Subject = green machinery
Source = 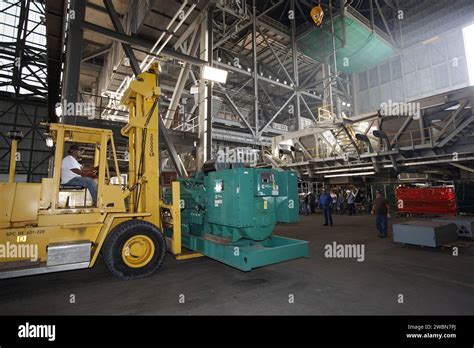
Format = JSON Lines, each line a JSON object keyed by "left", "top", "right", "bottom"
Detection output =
{"left": 164, "top": 167, "right": 309, "bottom": 271}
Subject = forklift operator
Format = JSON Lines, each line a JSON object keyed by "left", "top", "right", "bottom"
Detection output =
{"left": 61, "top": 144, "right": 98, "bottom": 204}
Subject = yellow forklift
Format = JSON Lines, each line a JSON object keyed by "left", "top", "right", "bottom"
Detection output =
{"left": 0, "top": 64, "right": 197, "bottom": 280}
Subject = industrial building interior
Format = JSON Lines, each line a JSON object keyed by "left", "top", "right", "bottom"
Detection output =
{"left": 0, "top": 0, "right": 474, "bottom": 319}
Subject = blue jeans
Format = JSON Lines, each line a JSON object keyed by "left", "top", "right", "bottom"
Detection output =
{"left": 67, "top": 177, "right": 98, "bottom": 204}
{"left": 323, "top": 206, "right": 333, "bottom": 225}
{"left": 303, "top": 203, "right": 309, "bottom": 216}
{"left": 348, "top": 203, "right": 355, "bottom": 215}
{"left": 376, "top": 214, "right": 388, "bottom": 237}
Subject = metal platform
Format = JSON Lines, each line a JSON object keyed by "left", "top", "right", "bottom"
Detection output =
{"left": 271, "top": 87, "right": 474, "bottom": 180}
{"left": 432, "top": 216, "right": 474, "bottom": 238}
{"left": 393, "top": 220, "right": 458, "bottom": 247}
{"left": 0, "top": 262, "right": 89, "bottom": 280}
{"left": 181, "top": 233, "right": 309, "bottom": 272}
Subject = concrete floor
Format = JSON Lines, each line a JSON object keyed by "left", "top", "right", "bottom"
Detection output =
{"left": 1, "top": 214, "right": 473, "bottom": 315}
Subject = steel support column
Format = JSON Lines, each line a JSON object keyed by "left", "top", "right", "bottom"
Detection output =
{"left": 206, "top": 5, "right": 213, "bottom": 160}
{"left": 103, "top": 0, "right": 141, "bottom": 76}
{"left": 63, "top": 0, "right": 86, "bottom": 107}
{"left": 164, "top": 30, "right": 200, "bottom": 128}
{"left": 197, "top": 11, "right": 210, "bottom": 169}
{"left": 252, "top": 0, "right": 259, "bottom": 140}
{"left": 290, "top": 0, "right": 301, "bottom": 130}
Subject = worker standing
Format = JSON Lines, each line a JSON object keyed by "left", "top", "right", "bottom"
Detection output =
{"left": 310, "top": 190, "right": 316, "bottom": 214}
{"left": 303, "top": 194, "right": 309, "bottom": 216}
{"left": 338, "top": 190, "right": 345, "bottom": 214}
{"left": 319, "top": 188, "right": 333, "bottom": 226}
{"left": 330, "top": 190, "right": 338, "bottom": 212}
{"left": 371, "top": 190, "right": 390, "bottom": 238}
{"left": 347, "top": 189, "right": 357, "bottom": 215}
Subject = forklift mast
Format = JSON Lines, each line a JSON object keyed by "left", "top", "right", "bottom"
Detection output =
{"left": 121, "top": 65, "right": 162, "bottom": 228}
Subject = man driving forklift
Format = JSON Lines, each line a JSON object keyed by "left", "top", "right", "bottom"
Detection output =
{"left": 61, "top": 144, "right": 98, "bottom": 204}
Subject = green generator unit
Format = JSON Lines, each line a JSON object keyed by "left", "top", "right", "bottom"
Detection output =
{"left": 164, "top": 168, "right": 308, "bottom": 271}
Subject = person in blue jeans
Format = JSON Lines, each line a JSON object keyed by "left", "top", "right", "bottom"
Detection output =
{"left": 371, "top": 190, "right": 390, "bottom": 238}
{"left": 347, "top": 189, "right": 357, "bottom": 215}
{"left": 61, "top": 144, "right": 98, "bottom": 205}
{"left": 303, "top": 194, "right": 309, "bottom": 216}
{"left": 319, "top": 188, "right": 333, "bottom": 226}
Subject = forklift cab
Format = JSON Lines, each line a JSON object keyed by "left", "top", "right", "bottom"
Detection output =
{"left": 0, "top": 123, "right": 128, "bottom": 260}
{"left": 44, "top": 123, "right": 126, "bottom": 213}
{"left": 58, "top": 145, "right": 94, "bottom": 209}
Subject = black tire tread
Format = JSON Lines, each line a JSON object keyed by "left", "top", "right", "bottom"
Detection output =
{"left": 102, "top": 219, "right": 166, "bottom": 280}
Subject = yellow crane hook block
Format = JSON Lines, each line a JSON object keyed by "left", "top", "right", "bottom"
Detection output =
{"left": 310, "top": 5, "right": 324, "bottom": 27}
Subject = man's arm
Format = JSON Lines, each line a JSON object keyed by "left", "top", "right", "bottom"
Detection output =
{"left": 71, "top": 168, "right": 97, "bottom": 178}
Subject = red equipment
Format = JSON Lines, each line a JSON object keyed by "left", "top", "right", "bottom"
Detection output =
{"left": 396, "top": 186, "right": 458, "bottom": 215}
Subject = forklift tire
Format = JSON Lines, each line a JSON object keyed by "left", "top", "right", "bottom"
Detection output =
{"left": 103, "top": 219, "right": 166, "bottom": 280}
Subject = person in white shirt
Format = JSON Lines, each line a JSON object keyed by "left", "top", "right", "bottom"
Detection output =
{"left": 61, "top": 144, "right": 98, "bottom": 204}
{"left": 347, "top": 187, "right": 359, "bottom": 216}
{"left": 330, "top": 191, "right": 338, "bottom": 209}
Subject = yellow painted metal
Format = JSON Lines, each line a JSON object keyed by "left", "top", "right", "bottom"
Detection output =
{"left": 121, "top": 64, "right": 161, "bottom": 227}
{"left": 162, "top": 181, "right": 202, "bottom": 260}
{"left": 0, "top": 122, "right": 133, "bottom": 267}
{"left": 0, "top": 184, "right": 15, "bottom": 228}
{"left": 163, "top": 181, "right": 182, "bottom": 255}
{"left": 121, "top": 234, "right": 155, "bottom": 268}
{"left": 310, "top": 5, "right": 324, "bottom": 27}
{"left": 175, "top": 252, "right": 204, "bottom": 260}
{"left": 8, "top": 139, "right": 18, "bottom": 183}
{"left": 318, "top": 107, "right": 333, "bottom": 122}
{"left": 10, "top": 184, "right": 41, "bottom": 223}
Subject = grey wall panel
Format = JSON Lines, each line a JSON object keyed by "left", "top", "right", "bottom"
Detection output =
{"left": 433, "top": 63, "right": 450, "bottom": 90}
{"left": 391, "top": 56, "right": 403, "bottom": 80}
{"left": 353, "top": 24, "right": 471, "bottom": 114}
{"left": 368, "top": 87, "right": 380, "bottom": 110}
{"left": 403, "top": 49, "right": 417, "bottom": 74}
{"left": 416, "top": 45, "right": 431, "bottom": 70}
{"left": 418, "top": 67, "right": 434, "bottom": 96}
{"left": 358, "top": 71, "right": 368, "bottom": 91}
{"left": 379, "top": 62, "right": 391, "bottom": 85}
{"left": 449, "top": 56, "right": 469, "bottom": 86}
{"left": 391, "top": 79, "right": 405, "bottom": 102}
{"left": 359, "top": 89, "right": 370, "bottom": 113}
{"left": 380, "top": 83, "right": 392, "bottom": 104}
{"left": 405, "top": 71, "right": 419, "bottom": 99}
{"left": 430, "top": 37, "right": 448, "bottom": 65}
{"left": 368, "top": 68, "right": 379, "bottom": 88}
{"left": 446, "top": 29, "right": 466, "bottom": 60}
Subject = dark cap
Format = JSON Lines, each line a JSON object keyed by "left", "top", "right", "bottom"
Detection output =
{"left": 68, "top": 144, "right": 83, "bottom": 153}
{"left": 376, "top": 190, "right": 383, "bottom": 194}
